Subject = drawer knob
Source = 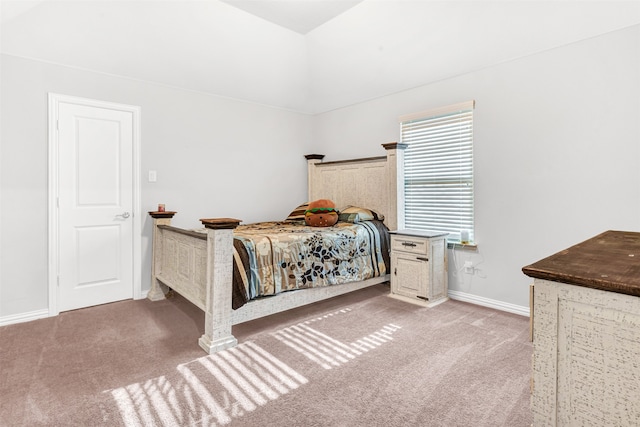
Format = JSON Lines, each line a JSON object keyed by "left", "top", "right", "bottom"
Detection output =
{"left": 402, "top": 242, "right": 417, "bottom": 247}
{"left": 417, "top": 257, "right": 429, "bottom": 262}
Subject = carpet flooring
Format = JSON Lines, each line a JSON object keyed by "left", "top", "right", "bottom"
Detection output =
{"left": 0, "top": 284, "right": 532, "bottom": 426}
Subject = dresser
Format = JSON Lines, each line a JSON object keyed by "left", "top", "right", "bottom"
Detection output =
{"left": 389, "top": 229, "right": 448, "bottom": 307}
{"left": 523, "top": 231, "right": 640, "bottom": 426}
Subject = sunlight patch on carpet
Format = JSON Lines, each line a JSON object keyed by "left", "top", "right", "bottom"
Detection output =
{"left": 108, "top": 341, "right": 308, "bottom": 426}
{"left": 107, "top": 307, "right": 403, "bottom": 425}
{"left": 271, "top": 307, "right": 402, "bottom": 369}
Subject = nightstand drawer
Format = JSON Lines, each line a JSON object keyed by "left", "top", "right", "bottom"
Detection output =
{"left": 391, "top": 236, "right": 429, "bottom": 256}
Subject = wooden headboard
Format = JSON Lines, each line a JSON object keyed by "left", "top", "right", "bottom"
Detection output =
{"left": 306, "top": 143, "right": 407, "bottom": 231}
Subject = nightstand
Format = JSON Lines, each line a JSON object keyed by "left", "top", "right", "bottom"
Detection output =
{"left": 389, "top": 229, "right": 448, "bottom": 307}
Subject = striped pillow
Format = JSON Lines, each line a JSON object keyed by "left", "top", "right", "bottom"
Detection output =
{"left": 285, "top": 202, "right": 309, "bottom": 221}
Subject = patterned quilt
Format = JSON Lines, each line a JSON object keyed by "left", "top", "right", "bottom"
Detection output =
{"left": 231, "top": 220, "right": 390, "bottom": 309}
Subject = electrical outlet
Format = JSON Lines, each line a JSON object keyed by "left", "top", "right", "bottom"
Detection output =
{"left": 464, "top": 261, "right": 474, "bottom": 274}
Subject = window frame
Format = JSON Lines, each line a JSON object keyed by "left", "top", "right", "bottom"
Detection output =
{"left": 399, "top": 100, "right": 475, "bottom": 245}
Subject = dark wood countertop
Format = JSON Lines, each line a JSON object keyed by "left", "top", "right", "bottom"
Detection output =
{"left": 522, "top": 230, "right": 640, "bottom": 297}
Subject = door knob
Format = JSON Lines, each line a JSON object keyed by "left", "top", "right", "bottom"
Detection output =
{"left": 117, "top": 212, "right": 131, "bottom": 219}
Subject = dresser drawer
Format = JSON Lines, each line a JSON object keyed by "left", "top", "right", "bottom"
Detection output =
{"left": 391, "top": 235, "right": 429, "bottom": 256}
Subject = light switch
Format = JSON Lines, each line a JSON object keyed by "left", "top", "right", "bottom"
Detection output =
{"left": 148, "top": 170, "right": 157, "bottom": 182}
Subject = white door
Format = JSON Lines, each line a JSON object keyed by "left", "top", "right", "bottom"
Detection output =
{"left": 54, "top": 97, "right": 138, "bottom": 312}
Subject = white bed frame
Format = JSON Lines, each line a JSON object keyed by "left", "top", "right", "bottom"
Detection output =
{"left": 148, "top": 143, "right": 406, "bottom": 354}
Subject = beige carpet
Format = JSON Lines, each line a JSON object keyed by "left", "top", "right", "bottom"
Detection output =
{"left": 0, "top": 284, "right": 532, "bottom": 426}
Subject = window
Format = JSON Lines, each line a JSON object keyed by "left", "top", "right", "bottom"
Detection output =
{"left": 400, "top": 100, "right": 475, "bottom": 244}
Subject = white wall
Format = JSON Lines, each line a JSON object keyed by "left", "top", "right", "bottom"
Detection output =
{"left": 311, "top": 25, "right": 640, "bottom": 311}
{"left": 307, "top": 1, "right": 640, "bottom": 113}
{"left": 0, "top": 54, "right": 312, "bottom": 320}
{"left": 1, "top": 1, "right": 310, "bottom": 112}
{"left": 2, "top": 24, "right": 639, "bottom": 322}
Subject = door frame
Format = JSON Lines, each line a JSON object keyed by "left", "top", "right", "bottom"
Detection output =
{"left": 48, "top": 93, "right": 142, "bottom": 316}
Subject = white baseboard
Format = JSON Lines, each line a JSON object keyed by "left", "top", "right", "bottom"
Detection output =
{"left": 0, "top": 309, "right": 50, "bottom": 327}
{"left": 448, "top": 290, "right": 530, "bottom": 317}
{"left": 1, "top": 291, "right": 150, "bottom": 328}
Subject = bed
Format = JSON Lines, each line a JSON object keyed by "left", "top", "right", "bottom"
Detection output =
{"left": 147, "top": 143, "right": 407, "bottom": 354}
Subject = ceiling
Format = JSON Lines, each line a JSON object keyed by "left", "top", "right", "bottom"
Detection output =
{"left": 2, "top": 1, "right": 640, "bottom": 114}
{"left": 220, "top": 0, "right": 364, "bottom": 34}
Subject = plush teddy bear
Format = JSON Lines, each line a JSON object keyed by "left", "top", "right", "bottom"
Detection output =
{"left": 305, "top": 199, "right": 339, "bottom": 227}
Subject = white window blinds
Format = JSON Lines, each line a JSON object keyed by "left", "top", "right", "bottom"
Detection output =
{"left": 400, "top": 101, "right": 475, "bottom": 243}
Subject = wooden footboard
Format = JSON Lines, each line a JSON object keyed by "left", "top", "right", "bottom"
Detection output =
{"left": 149, "top": 212, "right": 390, "bottom": 353}
{"left": 149, "top": 212, "right": 240, "bottom": 353}
{"left": 149, "top": 143, "right": 405, "bottom": 354}
{"left": 151, "top": 224, "right": 207, "bottom": 310}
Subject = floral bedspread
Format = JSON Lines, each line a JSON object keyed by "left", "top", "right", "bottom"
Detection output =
{"left": 233, "top": 220, "right": 389, "bottom": 303}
